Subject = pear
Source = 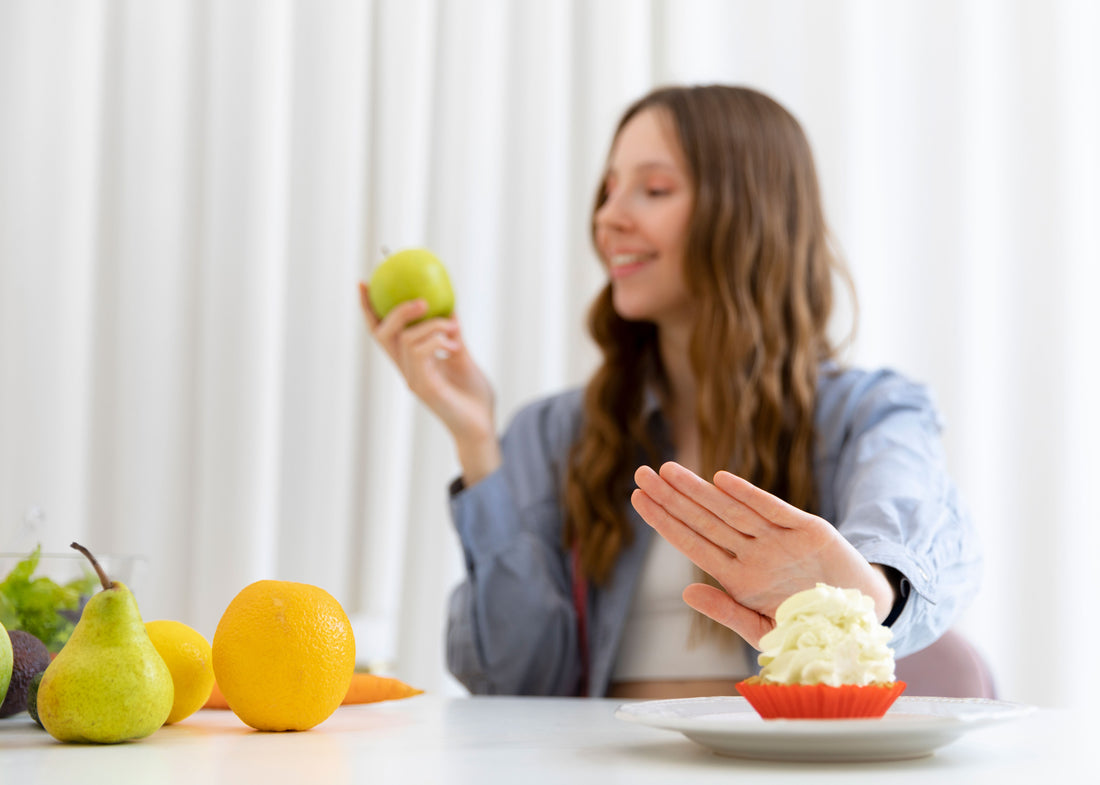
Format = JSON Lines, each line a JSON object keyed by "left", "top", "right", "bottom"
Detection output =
{"left": 37, "top": 543, "right": 173, "bottom": 743}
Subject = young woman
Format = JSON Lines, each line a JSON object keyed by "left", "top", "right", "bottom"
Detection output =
{"left": 360, "top": 84, "right": 981, "bottom": 698}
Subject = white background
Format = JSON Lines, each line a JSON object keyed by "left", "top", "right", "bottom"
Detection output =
{"left": 1, "top": 0, "right": 1097, "bottom": 710}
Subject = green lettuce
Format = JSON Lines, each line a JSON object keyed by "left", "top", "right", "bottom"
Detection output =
{"left": 0, "top": 546, "right": 99, "bottom": 652}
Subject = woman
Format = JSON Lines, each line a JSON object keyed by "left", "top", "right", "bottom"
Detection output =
{"left": 360, "top": 84, "right": 981, "bottom": 698}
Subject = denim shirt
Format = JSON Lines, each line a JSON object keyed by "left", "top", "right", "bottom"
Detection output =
{"left": 445, "top": 365, "right": 982, "bottom": 696}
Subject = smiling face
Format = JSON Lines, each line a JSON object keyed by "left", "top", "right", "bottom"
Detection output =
{"left": 593, "top": 108, "right": 695, "bottom": 330}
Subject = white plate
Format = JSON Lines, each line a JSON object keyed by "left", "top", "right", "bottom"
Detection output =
{"left": 614, "top": 695, "right": 1036, "bottom": 762}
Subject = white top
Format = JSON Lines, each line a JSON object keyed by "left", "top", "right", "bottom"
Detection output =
{"left": 611, "top": 534, "right": 755, "bottom": 681}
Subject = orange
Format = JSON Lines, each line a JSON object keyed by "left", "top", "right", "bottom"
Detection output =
{"left": 145, "top": 619, "right": 215, "bottom": 724}
{"left": 212, "top": 580, "right": 355, "bottom": 731}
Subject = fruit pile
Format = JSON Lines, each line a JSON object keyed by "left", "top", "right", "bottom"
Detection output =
{"left": 0, "top": 542, "right": 422, "bottom": 744}
{"left": 2, "top": 249, "right": 446, "bottom": 743}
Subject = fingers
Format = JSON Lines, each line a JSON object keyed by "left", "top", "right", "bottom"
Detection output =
{"left": 713, "top": 470, "right": 802, "bottom": 528}
{"left": 682, "top": 583, "right": 774, "bottom": 649}
{"left": 374, "top": 299, "right": 430, "bottom": 342}
{"left": 635, "top": 462, "right": 770, "bottom": 540}
{"left": 631, "top": 470, "right": 744, "bottom": 560}
{"left": 391, "top": 317, "right": 460, "bottom": 384}
{"left": 361, "top": 284, "right": 460, "bottom": 368}
{"left": 630, "top": 487, "right": 735, "bottom": 576}
{"left": 404, "top": 324, "right": 461, "bottom": 367}
{"left": 358, "top": 282, "right": 379, "bottom": 329}
{"left": 631, "top": 486, "right": 761, "bottom": 591}
{"left": 358, "top": 283, "right": 429, "bottom": 338}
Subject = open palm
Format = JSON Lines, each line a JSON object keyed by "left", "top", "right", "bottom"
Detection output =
{"left": 631, "top": 461, "right": 893, "bottom": 648}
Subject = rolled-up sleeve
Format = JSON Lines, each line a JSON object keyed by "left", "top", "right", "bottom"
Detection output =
{"left": 817, "top": 369, "right": 982, "bottom": 658}
{"left": 445, "top": 391, "right": 585, "bottom": 695}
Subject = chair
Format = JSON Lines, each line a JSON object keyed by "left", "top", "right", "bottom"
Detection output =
{"left": 894, "top": 629, "right": 997, "bottom": 699}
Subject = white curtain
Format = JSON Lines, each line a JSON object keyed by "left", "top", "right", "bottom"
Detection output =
{"left": 1, "top": 0, "right": 1096, "bottom": 709}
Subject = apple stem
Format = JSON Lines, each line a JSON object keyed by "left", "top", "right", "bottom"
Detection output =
{"left": 70, "top": 542, "right": 115, "bottom": 591}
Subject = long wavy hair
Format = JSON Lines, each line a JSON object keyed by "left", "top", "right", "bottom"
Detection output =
{"left": 563, "top": 84, "right": 854, "bottom": 585}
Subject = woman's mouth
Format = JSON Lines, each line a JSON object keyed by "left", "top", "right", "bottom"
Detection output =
{"left": 608, "top": 252, "right": 655, "bottom": 278}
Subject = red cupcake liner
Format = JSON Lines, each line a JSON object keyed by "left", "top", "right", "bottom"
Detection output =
{"left": 735, "top": 678, "right": 907, "bottom": 719}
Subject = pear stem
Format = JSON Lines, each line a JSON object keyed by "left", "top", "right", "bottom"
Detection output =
{"left": 70, "top": 542, "right": 115, "bottom": 591}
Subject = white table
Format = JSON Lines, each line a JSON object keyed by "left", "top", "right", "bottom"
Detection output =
{"left": 0, "top": 695, "right": 1091, "bottom": 783}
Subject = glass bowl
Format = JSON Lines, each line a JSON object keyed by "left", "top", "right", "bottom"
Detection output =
{"left": 0, "top": 550, "right": 148, "bottom": 652}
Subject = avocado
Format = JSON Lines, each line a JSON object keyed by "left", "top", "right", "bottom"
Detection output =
{"left": 0, "top": 630, "right": 51, "bottom": 718}
{"left": 25, "top": 671, "right": 45, "bottom": 729}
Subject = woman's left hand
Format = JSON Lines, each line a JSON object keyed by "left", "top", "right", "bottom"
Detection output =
{"left": 631, "top": 461, "right": 894, "bottom": 649}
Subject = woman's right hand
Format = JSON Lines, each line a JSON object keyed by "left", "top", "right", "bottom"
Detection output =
{"left": 359, "top": 282, "right": 501, "bottom": 485}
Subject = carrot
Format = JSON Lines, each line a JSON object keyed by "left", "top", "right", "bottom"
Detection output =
{"left": 204, "top": 680, "right": 230, "bottom": 709}
{"left": 202, "top": 672, "right": 423, "bottom": 710}
{"left": 342, "top": 673, "right": 424, "bottom": 704}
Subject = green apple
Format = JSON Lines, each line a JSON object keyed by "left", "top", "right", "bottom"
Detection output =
{"left": 0, "top": 622, "right": 12, "bottom": 709}
{"left": 368, "top": 248, "right": 455, "bottom": 322}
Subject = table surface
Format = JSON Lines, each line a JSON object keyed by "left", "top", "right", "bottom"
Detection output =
{"left": 1, "top": 694, "right": 1094, "bottom": 784}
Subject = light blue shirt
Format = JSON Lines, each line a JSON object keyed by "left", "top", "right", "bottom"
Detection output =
{"left": 445, "top": 365, "right": 982, "bottom": 696}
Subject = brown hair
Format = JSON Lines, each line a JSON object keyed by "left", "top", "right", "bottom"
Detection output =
{"left": 563, "top": 84, "right": 854, "bottom": 584}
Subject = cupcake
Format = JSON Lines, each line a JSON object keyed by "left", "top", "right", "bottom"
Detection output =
{"left": 736, "top": 583, "right": 906, "bottom": 719}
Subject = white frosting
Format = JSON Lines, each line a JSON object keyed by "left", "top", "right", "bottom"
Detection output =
{"left": 757, "top": 583, "right": 896, "bottom": 686}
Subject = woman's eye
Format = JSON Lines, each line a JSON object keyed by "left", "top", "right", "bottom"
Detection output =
{"left": 645, "top": 186, "right": 672, "bottom": 197}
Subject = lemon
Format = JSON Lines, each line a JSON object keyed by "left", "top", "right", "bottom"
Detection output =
{"left": 145, "top": 620, "right": 215, "bottom": 724}
{"left": 212, "top": 580, "right": 355, "bottom": 732}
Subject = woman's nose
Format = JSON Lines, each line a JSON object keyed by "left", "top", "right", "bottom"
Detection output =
{"left": 595, "top": 189, "right": 631, "bottom": 232}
